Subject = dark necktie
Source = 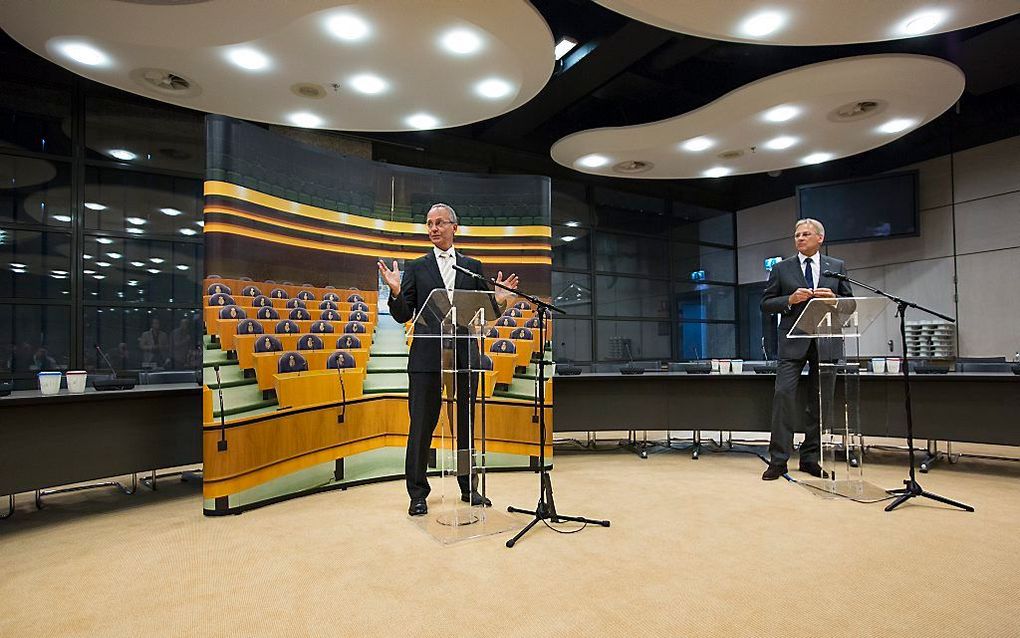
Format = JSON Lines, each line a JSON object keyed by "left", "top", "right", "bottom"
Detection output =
{"left": 804, "top": 257, "right": 814, "bottom": 289}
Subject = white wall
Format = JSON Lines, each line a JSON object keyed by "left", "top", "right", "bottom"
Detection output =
{"left": 736, "top": 135, "right": 1020, "bottom": 358}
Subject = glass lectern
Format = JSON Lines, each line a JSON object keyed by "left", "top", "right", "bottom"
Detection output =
{"left": 787, "top": 296, "right": 889, "bottom": 500}
{"left": 409, "top": 288, "right": 519, "bottom": 543}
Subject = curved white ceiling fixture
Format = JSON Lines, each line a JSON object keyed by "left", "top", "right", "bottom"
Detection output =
{"left": 592, "top": 0, "right": 1019, "bottom": 45}
{"left": 0, "top": 0, "right": 553, "bottom": 132}
{"left": 550, "top": 55, "right": 965, "bottom": 180}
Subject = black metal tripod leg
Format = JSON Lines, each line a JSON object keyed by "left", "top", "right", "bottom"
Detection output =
{"left": 884, "top": 491, "right": 914, "bottom": 512}
{"left": 551, "top": 512, "right": 611, "bottom": 527}
{"left": 506, "top": 516, "right": 542, "bottom": 548}
{"left": 507, "top": 505, "right": 536, "bottom": 516}
{"left": 920, "top": 490, "right": 974, "bottom": 512}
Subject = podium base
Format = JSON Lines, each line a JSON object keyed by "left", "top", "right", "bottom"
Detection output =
{"left": 799, "top": 478, "right": 888, "bottom": 502}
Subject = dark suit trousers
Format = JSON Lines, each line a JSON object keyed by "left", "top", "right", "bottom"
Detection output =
{"left": 405, "top": 371, "right": 478, "bottom": 500}
{"left": 768, "top": 340, "right": 829, "bottom": 465}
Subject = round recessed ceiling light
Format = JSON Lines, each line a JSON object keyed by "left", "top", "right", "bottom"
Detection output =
{"left": 106, "top": 252, "right": 122, "bottom": 259}
{"left": 327, "top": 14, "right": 370, "bottom": 41}
{"left": 703, "top": 167, "right": 732, "bottom": 178}
{"left": 764, "top": 136, "right": 798, "bottom": 150}
{"left": 349, "top": 74, "right": 389, "bottom": 95}
{"left": 130, "top": 261, "right": 145, "bottom": 267}
{"left": 405, "top": 113, "right": 440, "bottom": 130}
{"left": 109, "top": 149, "right": 137, "bottom": 161}
{"left": 802, "top": 152, "right": 834, "bottom": 165}
{"left": 52, "top": 215, "right": 71, "bottom": 223}
{"left": 125, "top": 217, "right": 147, "bottom": 225}
{"left": 288, "top": 112, "right": 323, "bottom": 128}
{"left": 126, "top": 228, "right": 144, "bottom": 234}
{"left": 95, "top": 261, "right": 111, "bottom": 267}
{"left": 564, "top": 221, "right": 580, "bottom": 228}
{"left": 159, "top": 207, "right": 183, "bottom": 216}
{"left": 680, "top": 136, "right": 714, "bottom": 152}
{"left": 150, "top": 258, "right": 164, "bottom": 264}
{"left": 9, "top": 262, "right": 27, "bottom": 268}
{"left": 84, "top": 202, "right": 107, "bottom": 211}
{"left": 440, "top": 28, "right": 483, "bottom": 55}
{"left": 176, "top": 264, "right": 190, "bottom": 271}
{"left": 561, "top": 235, "right": 578, "bottom": 243}
{"left": 95, "top": 238, "right": 114, "bottom": 245}
{"left": 901, "top": 10, "right": 947, "bottom": 35}
{"left": 877, "top": 118, "right": 917, "bottom": 133}
{"left": 226, "top": 47, "right": 270, "bottom": 71}
{"left": 739, "top": 11, "right": 786, "bottom": 38}
{"left": 56, "top": 41, "right": 110, "bottom": 67}
{"left": 763, "top": 105, "right": 800, "bottom": 123}
{"left": 147, "top": 268, "right": 161, "bottom": 274}
{"left": 577, "top": 154, "right": 610, "bottom": 168}
{"left": 179, "top": 228, "right": 198, "bottom": 236}
{"left": 475, "top": 78, "right": 513, "bottom": 100}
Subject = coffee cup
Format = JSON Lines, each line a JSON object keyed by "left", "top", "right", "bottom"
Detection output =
{"left": 871, "top": 358, "right": 886, "bottom": 374}
{"left": 711, "top": 359, "right": 720, "bottom": 373}
{"left": 718, "top": 359, "right": 731, "bottom": 374}
{"left": 731, "top": 359, "right": 744, "bottom": 374}
{"left": 66, "top": 370, "right": 88, "bottom": 394}
{"left": 887, "top": 357, "right": 901, "bottom": 374}
{"left": 38, "top": 371, "right": 61, "bottom": 395}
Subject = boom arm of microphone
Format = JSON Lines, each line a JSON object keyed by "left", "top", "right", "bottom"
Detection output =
{"left": 822, "top": 269, "right": 849, "bottom": 280}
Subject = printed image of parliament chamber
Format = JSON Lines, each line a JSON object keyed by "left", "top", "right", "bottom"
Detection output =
{"left": 2, "top": 4, "right": 1020, "bottom": 638}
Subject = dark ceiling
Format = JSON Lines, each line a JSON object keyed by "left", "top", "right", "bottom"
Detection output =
{"left": 375, "top": 1, "right": 1020, "bottom": 212}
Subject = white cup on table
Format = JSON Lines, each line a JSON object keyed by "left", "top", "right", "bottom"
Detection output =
{"left": 871, "top": 358, "right": 886, "bottom": 374}
{"left": 731, "top": 359, "right": 744, "bottom": 374}
{"left": 38, "top": 371, "right": 62, "bottom": 395}
{"left": 887, "top": 357, "right": 902, "bottom": 374}
{"left": 66, "top": 370, "right": 88, "bottom": 394}
{"left": 711, "top": 359, "right": 720, "bottom": 373}
{"left": 718, "top": 359, "right": 731, "bottom": 374}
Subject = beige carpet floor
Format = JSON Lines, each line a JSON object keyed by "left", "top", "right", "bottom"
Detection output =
{"left": 2, "top": 446, "right": 1019, "bottom": 638}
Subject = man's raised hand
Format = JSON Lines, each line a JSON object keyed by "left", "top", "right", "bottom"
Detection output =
{"left": 494, "top": 270, "right": 519, "bottom": 304}
{"left": 378, "top": 259, "right": 401, "bottom": 295}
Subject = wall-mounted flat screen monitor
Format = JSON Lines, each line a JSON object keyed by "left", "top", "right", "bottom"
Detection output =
{"left": 796, "top": 170, "right": 919, "bottom": 243}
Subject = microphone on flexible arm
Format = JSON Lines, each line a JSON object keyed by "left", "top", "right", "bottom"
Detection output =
{"left": 93, "top": 345, "right": 136, "bottom": 391}
{"left": 620, "top": 341, "right": 645, "bottom": 375}
{"left": 823, "top": 270, "right": 849, "bottom": 280}
{"left": 451, "top": 263, "right": 484, "bottom": 280}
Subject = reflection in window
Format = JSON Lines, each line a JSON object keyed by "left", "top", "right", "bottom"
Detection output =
{"left": 552, "top": 227, "right": 590, "bottom": 270}
{"left": 551, "top": 271, "right": 591, "bottom": 315}
{"left": 596, "top": 320, "right": 671, "bottom": 361}
{"left": 674, "top": 283, "right": 736, "bottom": 321}
{"left": 596, "top": 275, "right": 670, "bottom": 319}
{"left": 83, "top": 235, "right": 201, "bottom": 303}
{"left": 84, "top": 167, "right": 203, "bottom": 234}
{"left": 0, "top": 229, "right": 71, "bottom": 298}
{"left": 595, "top": 232, "right": 667, "bottom": 277}
{"left": 677, "top": 322, "right": 736, "bottom": 360}
{"left": 672, "top": 210, "right": 734, "bottom": 245}
{"left": 0, "top": 155, "right": 72, "bottom": 225}
{"left": 85, "top": 96, "right": 205, "bottom": 174}
{"left": 0, "top": 304, "right": 70, "bottom": 373}
{"left": 552, "top": 181, "right": 588, "bottom": 226}
{"left": 0, "top": 81, "right": 72, "bottom": 156}
{"left": 553, "top": 318, "right": 592, "bottom": 363}
{"left": 673, "top": 243, "right": 735, "bottom": 283}
{"left": 85, "top": 307, "right": 202, "bottom": 374}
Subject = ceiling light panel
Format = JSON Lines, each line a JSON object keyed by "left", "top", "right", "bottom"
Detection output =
{"left": 551, "top": 55, "right": 963, "bottom": 179}
{"left": 5, "top": 1, "right": 554, "bottom": 133}
{"left": 591, "top": 0, "right": 1017, "bottom": 45}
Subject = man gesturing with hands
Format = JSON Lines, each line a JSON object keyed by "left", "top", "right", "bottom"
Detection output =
{"left": 379, "top": 203, "right": 518, "bottom": 516}
{"left": 760, "top": 218, "right": 853, "bottom": 481}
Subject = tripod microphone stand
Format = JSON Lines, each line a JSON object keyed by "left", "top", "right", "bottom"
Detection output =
{"left": 452, "top": 264, "right": 610, "bottom": 546}
{"left": 823, "top": 271, "right": 973, "bottom": 513}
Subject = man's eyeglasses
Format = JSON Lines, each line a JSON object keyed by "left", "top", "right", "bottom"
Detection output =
{"left": 426, "top": 220, "right": 454, "bottom": 229}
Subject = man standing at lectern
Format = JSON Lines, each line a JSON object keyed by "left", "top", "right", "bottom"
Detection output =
{"left": 379, "top": 203, "right": 518, "bottom": 516}
{"left": 761, "top": 218, "right": 853, "bottom": 481}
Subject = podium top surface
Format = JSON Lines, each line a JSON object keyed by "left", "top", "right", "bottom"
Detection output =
{"left": 788, "top": 296, "right": 888, "bottom": 339}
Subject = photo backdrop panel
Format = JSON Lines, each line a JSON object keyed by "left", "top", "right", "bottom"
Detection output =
{"left": 202, "top": 116, "right": 551, "bottom": 514}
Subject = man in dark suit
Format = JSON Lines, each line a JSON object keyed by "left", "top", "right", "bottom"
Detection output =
{"left": 379, "top": 203, "right": 518, "bottom": 516}
{"left": 760, "top": 218, "right": 854, "bottom": 481}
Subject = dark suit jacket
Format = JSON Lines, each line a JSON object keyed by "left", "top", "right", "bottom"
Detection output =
{"left": 761, "top": 253, "right": 854, "bottom": 360}
{"left": 388, "top": 251, "right": 502, "bottom": 373}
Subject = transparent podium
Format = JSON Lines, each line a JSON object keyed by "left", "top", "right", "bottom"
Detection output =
{"left": 787, "top": 296, "right": 889, "bottom": 500}
{"left": 409, "top": 288, "right": 519, "bottom": 543}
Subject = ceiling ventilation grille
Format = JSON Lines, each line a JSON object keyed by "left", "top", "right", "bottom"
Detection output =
{"left": 613, "top": 160, "right": 654, "bottom": 174}
{"left": 829, "top": 99, "right": 887, "bottom": 122}
{"left": 291, "top": 83, "right": 328, "bottom": 99}
{"left": 130, "top": 68, "right": 202, "bottom": 97}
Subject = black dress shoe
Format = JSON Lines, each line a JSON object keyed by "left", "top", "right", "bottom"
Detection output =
{"left": 761, "top": 463, "right": 788, "bottom": 481}
{"left": 461, "top": 490, "right": 492, "bottom": 507}
{"left": 798, "top": 461, "right": 829, "bottom": 479}
{"left": 408, "top": 498, "right": 428, "bottom": 516}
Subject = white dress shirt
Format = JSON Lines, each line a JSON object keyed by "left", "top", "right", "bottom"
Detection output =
{"left": 797, "top": 251, "right": 821, "bottom": 290}
{"left": 434, "top": 246, "right": 456, "bottom": 298}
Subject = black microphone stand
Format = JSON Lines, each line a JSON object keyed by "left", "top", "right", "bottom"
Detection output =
{"left": 827, "top": 272, "right": 972, "bottom": 513}
{"left": 453, "top": 264, "right": 610, "bottom": 545}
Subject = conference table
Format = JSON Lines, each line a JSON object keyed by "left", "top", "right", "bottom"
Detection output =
{"left": 553, "top": 371, "right": 1020, "bottom": 447}
{"left": 0, "top": 383, "right": 202, "bottom": 517}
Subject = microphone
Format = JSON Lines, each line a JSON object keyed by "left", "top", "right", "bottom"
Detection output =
{"left": 620, "top": 341, "right": 645, "bottom": 375}
{"left": 451, "top": 263, "right": 484, "bottom": 280}
{"left": 823, "top": 270, "right": 848, "bottom": 280}
{"left": 93, "top": 345, "right": 136, "bottom": 391}
{"left": 213, "top": 365, "right": 228, "bottom": 451}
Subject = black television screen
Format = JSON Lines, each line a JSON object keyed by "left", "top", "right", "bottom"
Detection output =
{"left": 796, "top": 170, "right": 919, "bottom": 243}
